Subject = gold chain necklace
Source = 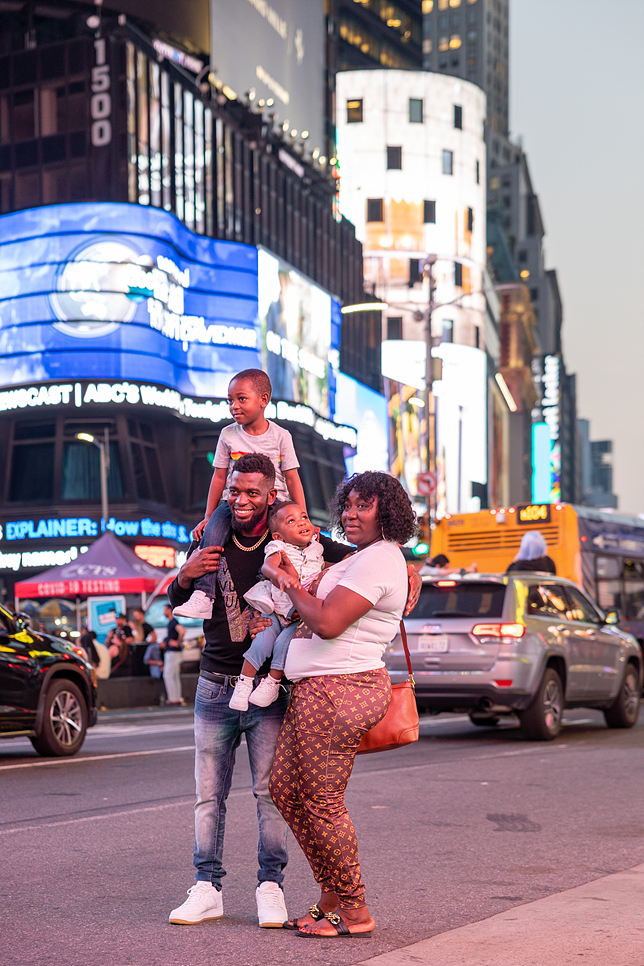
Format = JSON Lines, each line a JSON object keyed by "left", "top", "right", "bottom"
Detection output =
{"left": 232, "top": 530, "right": 269, "bottom": 552}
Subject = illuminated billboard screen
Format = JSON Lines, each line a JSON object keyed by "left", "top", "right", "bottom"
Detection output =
{"left": 258, "top": 248, "right": 340, "bottom": 420}
{"left": 335, "top": 372, "right": 388, "bottom": 476}
{"left": 0, "top": 203, "right": 260, "bottom": 399}
{"left": 210, "top": 0, "right": 325, "bottom": 156}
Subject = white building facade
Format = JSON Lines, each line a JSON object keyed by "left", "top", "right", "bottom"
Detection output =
{"left": 335, "top": 69, "right": 490, "bottom": 514}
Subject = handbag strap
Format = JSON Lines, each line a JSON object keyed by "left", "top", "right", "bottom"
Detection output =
{"left": 399, "top": 620, "right": 414, "bottom": 684}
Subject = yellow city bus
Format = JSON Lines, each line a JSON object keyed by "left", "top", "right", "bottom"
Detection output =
{"left": 431, "top": 503, "right": 644, "bottom": 644}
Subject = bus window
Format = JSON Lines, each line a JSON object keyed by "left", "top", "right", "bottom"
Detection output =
{"left": 596, "top": 557, "right": 621, "bottom": 578}
{"left": 623, "top": 560, "right": 644, "bottom": 620}
{"left": 595, "top": 556, "right": 623, "bottom": 612}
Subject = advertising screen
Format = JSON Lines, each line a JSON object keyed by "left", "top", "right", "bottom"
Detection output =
{"left": 0, "top": 203, "right": 260, "bottom": 399}
{"left": 432, "top": 343, "right": 487, "bottom": 515}
{"left": 210, "top": 0, "right": 325, "bottom": 156}
{"left": 334, "top": 372, "right": 388, "bottom": 476}
{"left": 385, "top": 380, "right": 423, "bottom": 499}
{"left": 258, "top": 248, "right": 340, "bottom": 420}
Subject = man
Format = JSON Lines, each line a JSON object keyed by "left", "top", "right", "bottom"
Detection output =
{"left": 167, "top": 452, "right": 289, "bottom": 928}
{"left": 162, "top": 604, "right": 185, "bottom": 706}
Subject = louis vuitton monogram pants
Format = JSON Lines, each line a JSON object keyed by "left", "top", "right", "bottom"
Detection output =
{"left": 269, "top": 667, "right": 391, "bottom": 908}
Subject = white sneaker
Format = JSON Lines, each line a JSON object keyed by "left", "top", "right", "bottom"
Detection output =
{"left": 168, "top": 881, "right": 223, "bottom": 924}
{"left": 173, "top": 590, "right": 213, "bottom": 619}
{"left": 228, "top": 674, "right": 255, "bottom": 711}
{"left": 256, "top": 881, "right": 287, "bottom": 928}
{"left": 249, "top": 675, "right": 281, "bottom": 707}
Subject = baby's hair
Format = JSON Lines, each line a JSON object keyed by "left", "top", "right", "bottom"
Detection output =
{"left": 230, "top": 368, "right": 272, "bottom": 398}
{"left": 268, "top": 500, "right": 300, "bottom": 533}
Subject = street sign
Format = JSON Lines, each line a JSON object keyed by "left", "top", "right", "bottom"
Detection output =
{"left": 417, "top": 471, "right": 437, "bottom": 496}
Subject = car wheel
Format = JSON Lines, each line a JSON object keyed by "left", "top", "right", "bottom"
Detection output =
{"left": 30, "top": 679, "right": 89, "bottom": 757}
{"left": 469, "top": 714, "right": 500, "bottom": 727}
{"left": 603, "top": 664, "right": 641, "bottom": 729}
{"left": 518, "top": 667, "right": 563, "bottom": 741}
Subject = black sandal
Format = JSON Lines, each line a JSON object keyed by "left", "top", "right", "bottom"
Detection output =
{"left": 283, "top": 903, "right": 325, "bottom": 930}
{"left": 297, "top": 911, "right": 374, "bottom": 938}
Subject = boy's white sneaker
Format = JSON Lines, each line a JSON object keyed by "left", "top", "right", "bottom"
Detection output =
{"left": 169, "top": 881, "right": 223, "bottom": 924}
{"left": 249, "top": 675, "right": 281, "bottom": 707}
{"left": 256, "top": 881, "right": 287, "bottom": 927}
{"left": 228, "top": 674, "right": 255, "bottom": 711}
{"left": 173, "top": 590, "right": 213, "bottom": 619}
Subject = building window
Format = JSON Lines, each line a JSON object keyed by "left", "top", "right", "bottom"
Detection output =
{"left": 409, "top": 98, "right": 423, "bottom": 123}
{"left": 387, "top": 145, "right": 402, "bottom": 169}
{"left": 454, "top": 104, "right": 463, "bottom": 129}
{"left": 127, "top": 419, "right": 166, "bottom": 503}
{"left": 442, "top": 149, "right": 453, "bottom": 175}
{"left": 9, "top": 422, "right": 56, "bottom": 502}
{"left": 454, "top": 261, "right": 463, "bottom": 286}
{"left": 423, "top": 199, "right": 436, "bottom": 223}
{"left": 467, "top": 206, "right": 474, "bottom": 231}
{"left": 347, "top": 99, "right": 363, "bottom": 123}
{"left": 439, "top": 36, "right": 449, "bottom": 51}
{"left": 367, "top": 197, "right": 384, "bottom": 222}
{"left": 476, "top": 158, "right": 480, "bottom": 183}
{"left": 530, "top": 287, "right": 539, "bottom": 301}
{"left": 518, "top": 249, "right": 527, "bottom": 263}
{"left": 442, "top": 320, "right": 454, "bottom": 342}
{"left": 62, "top": 440, "right": 123, "bottom": 501}
{"left": 387, "top": 317, "right": 403, "bottom": 340}
{"left": 409, "top": 258, "right": 421, "bottom": 287}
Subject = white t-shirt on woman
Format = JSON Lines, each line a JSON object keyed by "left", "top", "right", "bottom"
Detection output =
{"left": 284, "top": 540, "right": 408, "bottom": 682}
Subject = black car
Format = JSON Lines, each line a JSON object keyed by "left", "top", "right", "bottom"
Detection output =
{"left": 0, "top": 604, "right": 98, "bottom": 756}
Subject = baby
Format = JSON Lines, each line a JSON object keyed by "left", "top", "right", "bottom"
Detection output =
{"left": 228, "top": 500, "right": 324, "bottom": 710}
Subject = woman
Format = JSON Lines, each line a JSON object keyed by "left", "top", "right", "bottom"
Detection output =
{"left": 268, "top": 471, "right": 416, "bottom": 938}
{"left": 506, "top": 531, "right": 556, "bottom": 574}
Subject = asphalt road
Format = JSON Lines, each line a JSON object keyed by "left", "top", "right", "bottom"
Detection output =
{"left": 2, "top": 704, "right": 644, "bottom": 966}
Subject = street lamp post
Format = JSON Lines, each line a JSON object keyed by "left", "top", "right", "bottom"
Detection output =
{"left": 76, "top": 429, "right": 110, "bottom": 526}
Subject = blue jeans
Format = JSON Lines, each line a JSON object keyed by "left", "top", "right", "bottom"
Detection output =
{"left": 194, "top": 503, "right": 232, "bottom": 598}
{"left": 243, "top": 614, "right": 298, "bottom": 672}
{"left": 193, "top": 674, "right": 289, "bottom": 889}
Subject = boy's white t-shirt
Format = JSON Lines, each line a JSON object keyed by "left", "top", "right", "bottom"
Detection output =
{"left": 214, "top": 420, "right": 299, "bottom": 500}
{"left": 284, "top": 541, "right": 408, "bottom": 681}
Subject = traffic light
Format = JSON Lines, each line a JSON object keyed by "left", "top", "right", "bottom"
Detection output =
{"left": 413, "top": 513, "right": 431, "bottom": 557}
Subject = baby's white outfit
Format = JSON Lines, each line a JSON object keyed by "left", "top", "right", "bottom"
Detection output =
{"left": 244, "top": 537, "right": 325, "bottom": 622}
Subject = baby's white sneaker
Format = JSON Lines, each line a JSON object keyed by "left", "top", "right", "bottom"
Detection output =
{"left": 249, "top": 675, "right": 281, "bottom": 707}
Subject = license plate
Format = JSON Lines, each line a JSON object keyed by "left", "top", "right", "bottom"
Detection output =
{"left": 417, "top": 634, "right": 449, "bottom": 652}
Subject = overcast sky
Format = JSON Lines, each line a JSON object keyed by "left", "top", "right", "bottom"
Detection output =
{"left": 509, "top": 0, "right": 644, "bottom": 513}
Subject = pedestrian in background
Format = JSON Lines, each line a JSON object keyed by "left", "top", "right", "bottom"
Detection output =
{"left": 144, "top": 639, "right": 166, "bottom": 705}
{"left": 506, "top": 531, "right": 556, "bottom": 574}
{"left": 132, "top": 606, "right": 156, "bottom": 644}
{"left": 162, "top": 603, "right": 185, "bottom": 706}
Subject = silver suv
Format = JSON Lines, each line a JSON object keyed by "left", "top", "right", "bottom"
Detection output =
{"left": 385, "top": 573, "right": 642, "bottom": 740}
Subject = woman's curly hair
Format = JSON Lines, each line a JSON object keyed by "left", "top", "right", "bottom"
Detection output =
{"left": 329, "top": 471, "right": 418, "bottom": 545}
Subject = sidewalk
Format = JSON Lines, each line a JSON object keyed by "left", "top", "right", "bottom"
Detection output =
{"left": 358, "top": 862, "right": 644, "bottom": 966}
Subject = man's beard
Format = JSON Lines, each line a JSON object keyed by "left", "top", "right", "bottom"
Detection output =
{"left": 231, "top": 502, "right": 268, "bottom": 535}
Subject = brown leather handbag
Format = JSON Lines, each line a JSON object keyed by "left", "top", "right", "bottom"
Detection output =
{"left": 357, "top": 622, "right": 419, "bottom": 755}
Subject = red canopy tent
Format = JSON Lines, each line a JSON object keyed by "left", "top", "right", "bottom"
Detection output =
{"left": 14, "top": 530, "right": 167, "bottom": 604}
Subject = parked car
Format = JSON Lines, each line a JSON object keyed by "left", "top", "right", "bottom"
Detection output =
{"left": 385, "top": 573, "right": 642, "bottom": 740}
{"left": 0, "top": 605, "right": 97, "bottom": 756}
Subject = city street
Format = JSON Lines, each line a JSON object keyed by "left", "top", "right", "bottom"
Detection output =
{"left": 3, "top": 705, "right": 644, "bottom": 966}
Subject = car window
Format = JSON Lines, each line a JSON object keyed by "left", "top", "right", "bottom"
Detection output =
{"left": 564, "top": 587, "right": 602, "bottom": 624}
{"left": 526, "top": 583, "right": 569, "bottom": 619}
{"left": 408, "top": 583, "right": 506, "bottom": 620}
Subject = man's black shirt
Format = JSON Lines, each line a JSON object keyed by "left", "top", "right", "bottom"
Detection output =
{"left": 167, "top": 530, "right": 355, "bottom": 677}
{"left": 168, "top": 531, "right": 271, "bottom": 676}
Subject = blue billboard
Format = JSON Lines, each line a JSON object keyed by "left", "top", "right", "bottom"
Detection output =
{"left": 334, "top": 372, "right": 388, "bottom": 475}
{"left": 0, "top": 203, "right": 260, "bottom": 399}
